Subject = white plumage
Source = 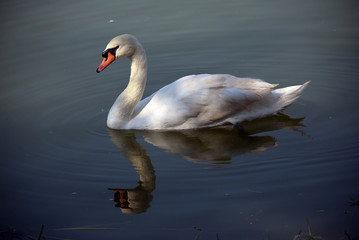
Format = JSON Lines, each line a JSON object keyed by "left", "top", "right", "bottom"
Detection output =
{"left": 96, "top": 34, "right": 309, "bottom": 130}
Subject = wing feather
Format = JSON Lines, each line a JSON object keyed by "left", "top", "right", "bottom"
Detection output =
{"left": 130, "top": 74, "right": 278, "bottom": 129}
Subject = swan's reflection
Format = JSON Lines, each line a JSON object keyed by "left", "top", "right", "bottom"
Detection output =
{"left": 108, "top": 113, "right": 305, "bottom": 214}
{"left": 108, "top": 132, "right": 155, "bottom": 214}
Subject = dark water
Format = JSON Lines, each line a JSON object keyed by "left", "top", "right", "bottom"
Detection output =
{"left": 1, "top": 0, "right": 359, "bottom": 239}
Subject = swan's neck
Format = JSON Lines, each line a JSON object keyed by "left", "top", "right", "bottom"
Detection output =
{"left": 107, "top": 46, "right": 147, "bottom": 129}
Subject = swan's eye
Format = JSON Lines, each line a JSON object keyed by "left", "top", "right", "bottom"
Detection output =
{"left": 102, "top": 46, "right": 119, "bottom": 59}
{"left": 102, "top": 50, "right": 108, "bottom": 59}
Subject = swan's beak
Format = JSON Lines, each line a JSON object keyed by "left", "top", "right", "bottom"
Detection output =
{"left": 96, "top": 52, "right": 115, "bottom": 73}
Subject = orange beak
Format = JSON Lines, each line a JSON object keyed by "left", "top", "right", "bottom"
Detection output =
{"left": 96, "top": 52, "right": 115, "bottom": 73}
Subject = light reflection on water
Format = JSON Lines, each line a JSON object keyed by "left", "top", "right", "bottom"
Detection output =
{"left": 1, "top": 0, "right": 359, "bottom": 239}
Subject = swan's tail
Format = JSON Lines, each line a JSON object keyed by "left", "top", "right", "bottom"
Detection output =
{"left": 273, "top": 81, "right": 310, "bottom": 108}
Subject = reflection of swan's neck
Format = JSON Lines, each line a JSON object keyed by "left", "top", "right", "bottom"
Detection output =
{"left": 107, "top": 46, "right": 147, "bottom": 129}
{"left": 108, "top": 130, "right": 156, "bottom": 192}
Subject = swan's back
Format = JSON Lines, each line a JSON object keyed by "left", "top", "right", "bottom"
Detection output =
{"left": 127, "top": 74, "right": 309, "bottom": 129}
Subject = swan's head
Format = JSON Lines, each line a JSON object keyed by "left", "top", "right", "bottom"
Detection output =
{"left": 96, "top": 34, "right": 140, "bottom": 73}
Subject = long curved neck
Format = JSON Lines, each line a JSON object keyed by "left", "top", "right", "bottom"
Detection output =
{"left": 107, "top": 45, "right": 147, "bottom": 129}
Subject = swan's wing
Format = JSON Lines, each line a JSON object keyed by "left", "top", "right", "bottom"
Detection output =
{"left": 179, "top": 79, "right": 275, "bottom": 126}
{"left": 130, "top": 74, "right": 277, "bottom": 129}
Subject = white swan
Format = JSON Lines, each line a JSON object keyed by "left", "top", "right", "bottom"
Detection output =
{"left": 96, "top": 34, "right": 309, "bottom": 130}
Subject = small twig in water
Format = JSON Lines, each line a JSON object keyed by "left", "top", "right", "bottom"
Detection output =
{"left": 345, "top": 230, "right": 352, "bottom": 240}
{"left": 306, "top": 218, "right": 314, "bottom": 239}
{"left": 37, "top": 224, "right": 44, "bottom": 240}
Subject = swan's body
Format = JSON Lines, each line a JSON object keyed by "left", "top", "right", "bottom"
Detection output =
{"left": 97, "top": 34, "right": 309, "bottom": 130}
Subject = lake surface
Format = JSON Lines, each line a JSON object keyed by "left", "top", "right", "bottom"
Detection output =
{"left": 1, "top": 0, "right": 359, "bottom": 239}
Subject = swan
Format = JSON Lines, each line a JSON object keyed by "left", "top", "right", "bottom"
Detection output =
{"left": 96, "top": 34, "right": 309, "bottom": 130}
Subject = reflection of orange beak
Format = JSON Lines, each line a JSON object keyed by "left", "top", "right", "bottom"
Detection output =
{"left": 96, "top": 52, "right": 115, "bottom": 73}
